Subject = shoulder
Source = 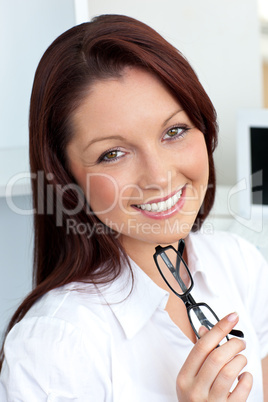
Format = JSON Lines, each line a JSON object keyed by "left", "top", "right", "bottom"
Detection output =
{"left": 5, "top": 281, "right": 114, "bottom": 358}
{"left": 189, "top": 229, "right": 266, "bottom": 266}
{"left": 1, "top": 283, "right": 113, "bottom": 399}
{"left": 18, "top": 282, "right": 114, "bottom": 341}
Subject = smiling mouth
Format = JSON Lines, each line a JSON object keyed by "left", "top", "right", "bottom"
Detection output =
{"left": 134, "top": 188, "right": 183, "bottom": 213}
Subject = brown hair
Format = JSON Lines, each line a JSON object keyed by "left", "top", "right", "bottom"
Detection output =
{"left": 0, "top": 14, "right": 217, "bottom": 370}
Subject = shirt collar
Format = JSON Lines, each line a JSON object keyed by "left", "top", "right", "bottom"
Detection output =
{"left": 101, "top": 257, "right": 169, "bottom": 340}
{"left": 100, "top": 231, "right": 219, "bottom": 339}
{"left": 185, "top": 232, "right": 220, "bottom": 297}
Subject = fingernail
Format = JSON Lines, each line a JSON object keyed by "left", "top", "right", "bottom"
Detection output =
{"left": 227, "top": 312, "right": 239, "bottom": 322}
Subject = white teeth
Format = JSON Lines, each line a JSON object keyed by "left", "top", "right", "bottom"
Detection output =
{"left": 158, "top": 201, "right": 166, "bottom": 211}
{"left": 172, "top": 194, "right": 177, "bottom": 204}
{"left": 145, "top": 204, "right": 151, "bottom": 211}
{"left": 135, "top": 189, "right": 183, "bottom": 213}
{"left": 151, "top": 203, "right": 158, "bottom": 211}
{"left": 166, "top": 197, "right": 172, "bottom": 210}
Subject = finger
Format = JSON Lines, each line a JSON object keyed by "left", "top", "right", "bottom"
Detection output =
{"left": 193, "top": 338, "right": 246, "bottom": 397}
{"left": 210, "top": 354, "right": 248, "bottom": 400}
{"left": 198, "top": 325, "right": 209, "bottom": 337}
{"left": 179, "top": 312, "right": 240, "bottom": 378}
{"left": 198, "top": 337, "right": 246, "bottom": 380}
{"left": 228, "top": 372, "right": 253, "bottom": 401}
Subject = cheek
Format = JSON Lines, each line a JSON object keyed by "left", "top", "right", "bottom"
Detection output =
{"left": 85, "top": 174, "right": 119, "bottom": 213}
{"left": 179, "top": 136, "right": 209, "bottom": 210}
{"left": 186, "top": 138, "right": 209, "bottom": 184}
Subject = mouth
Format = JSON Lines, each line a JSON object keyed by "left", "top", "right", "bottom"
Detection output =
{"left": 133, "top": 187, "right": 184, "bottom": 213}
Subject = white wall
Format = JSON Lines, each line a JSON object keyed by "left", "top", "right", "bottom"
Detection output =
{"left": 0, "top": 0, "right": 75, "bottom": 148}
{"left": 0, "top": 0, "right": 76, "bottom": 338}
{"left": 0, "top": 196, "right": 33, "bottom": 339}
{"left": 87, "top": 0, "right": 263, "bottom": 186}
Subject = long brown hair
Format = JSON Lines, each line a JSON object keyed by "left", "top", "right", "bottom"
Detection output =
{"left": 0, "top": 14, "right": 218, "bottom": 370}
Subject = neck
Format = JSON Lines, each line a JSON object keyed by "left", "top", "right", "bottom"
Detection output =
{"left": 120, "top": 235, "right": 188, "bottom": 285}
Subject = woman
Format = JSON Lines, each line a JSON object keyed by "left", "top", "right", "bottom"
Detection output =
{"left": 0, "top": 14, "right": 267, "bottom": 401}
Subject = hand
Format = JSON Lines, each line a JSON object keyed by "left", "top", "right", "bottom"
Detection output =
{"left": 176, "top": 312, "right": 253, "bottom": 401}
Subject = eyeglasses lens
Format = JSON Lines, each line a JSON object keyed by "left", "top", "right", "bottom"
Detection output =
{"left": 188, "top": 304, "right": 218, "bottom": 335}
{"left": 156, "top": 248, "right": 191, "bottom": 296}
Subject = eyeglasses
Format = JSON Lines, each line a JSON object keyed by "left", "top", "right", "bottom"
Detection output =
{"left": 153, "top": 240, "right": 244, "bottom": 342}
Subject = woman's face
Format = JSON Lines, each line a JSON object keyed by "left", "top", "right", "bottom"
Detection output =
{"left": 67, "top": 67, "right": 209, "bottom": 249}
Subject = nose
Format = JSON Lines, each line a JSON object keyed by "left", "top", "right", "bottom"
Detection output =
{"left": 137, "top": 148, "right": 176, "bottom": 192}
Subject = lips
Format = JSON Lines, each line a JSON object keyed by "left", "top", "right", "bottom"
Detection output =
{"left": 133, "top": 188, "right": 183, "bottom": 213}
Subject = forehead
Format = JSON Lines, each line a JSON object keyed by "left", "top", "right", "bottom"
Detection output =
{"left": 72, "top": 67, "right": 180, "bottom": 135}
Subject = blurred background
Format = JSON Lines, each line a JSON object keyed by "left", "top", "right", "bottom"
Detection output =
{"left": 0, "top": 0, "right": 267, "bottom": 339}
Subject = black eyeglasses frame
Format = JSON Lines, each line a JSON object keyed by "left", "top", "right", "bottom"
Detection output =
{"left": 153, "top": 241, "right": 244, "bottom": 340}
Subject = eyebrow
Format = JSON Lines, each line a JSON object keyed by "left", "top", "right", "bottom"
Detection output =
{"left": 162, "top": 108, "right": 183, "bottom": 127}
{"left": 83, "top": 135, "right": 126, "bottom": 152}
{"left": 83, "top": 108, "right": 184, "bottom": 152}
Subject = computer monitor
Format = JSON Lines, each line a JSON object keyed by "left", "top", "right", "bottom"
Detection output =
{"left": 236, "top": 109, "right": 268, "bottom": 219}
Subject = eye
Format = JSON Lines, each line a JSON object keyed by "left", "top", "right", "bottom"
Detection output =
{"left": 98, "top": 148, "right": 125, "bottom": 163}
{"left": 163, "top": 125, "right": 189, "bottom": 141}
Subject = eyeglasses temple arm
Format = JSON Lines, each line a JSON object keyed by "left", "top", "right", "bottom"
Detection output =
{"left": 229, "top": 329, "right": 244, "bottom": 338}
{"left": 178, "top": 239, "right": 185, "bottom": 257}
{"left": 176, "top": 239, "right": 185, "bottom": 274}
{"left": 160, "top": 252, "right": 188, "bottom": 293}
{"left": 175, "top": 239, "right": 187, "bottom": 292}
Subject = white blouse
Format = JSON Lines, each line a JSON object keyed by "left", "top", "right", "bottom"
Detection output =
{"left": 1, "top": 231, "right": 268, "bottom": 401}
